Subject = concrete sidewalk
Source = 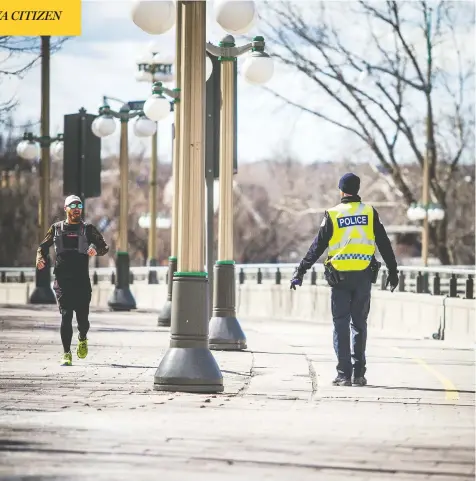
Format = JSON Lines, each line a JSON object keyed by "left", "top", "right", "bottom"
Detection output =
{"left": 0, "top": 305, "right": 474, "bottom": 480}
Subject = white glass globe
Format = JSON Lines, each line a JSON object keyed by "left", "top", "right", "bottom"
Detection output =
{"left": 242, "top": 52, "right": 274, "bottom": 85}
{"left": 427, "top": 207, "right": 436, "bottom": 223}
{"left": 414, "top": 205, "right": 426, "bottom": 220}
{"left": 135, "top": 70, "right": 154, "bottom": 83}
{"left": 134, "top": 117, "right": 157, "bottom": 137}
{"left": 16, "top": 140, "right": 27, "bottom": 158}
{"left": 92, "top": 116, "right": 116, "bottom": 138}
{"left": 144, "top": 95, "right": 171, "bottom": 121}
{"left": 131, "top": 1, "right": 176, "bottom": 35}
{"left": 206, "top": 54, "right": 213, "bottom": 81}
{"left": 51, "top": 141, "right": 64, "bottom": 161}
{"left": 214, "top": 0, "right": 256, "bottom": 35}
{"left": 428, "top": 206, "right": 445, "bottom": 222}
{"left": 406, "top": 206, "right": 417, "bottom": 221}
{"left": 18, "top": 140, "right": 39, "bottom": 161}
{"left": 91, "top": 119, "right": 101, "bottom": 137}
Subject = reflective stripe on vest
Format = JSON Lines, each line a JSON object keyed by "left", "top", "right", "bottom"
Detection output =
{"left": 327, "top": 202, "right": 375, "bottom": 271}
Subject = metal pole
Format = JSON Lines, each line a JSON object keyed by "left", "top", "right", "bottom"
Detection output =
{"left": 158, "top": 1, "right": 182, "bottom": 327}
{"left": 148, "top": 127, "right": 159, "bottom": 281}
{"left": 422, "top": 116, "right": 430, "bottom": 267}
{"left": 206, "top": 170, "right": 214, "bottom": 319}
{"left": 154, "top": 0, "right": 223, "bottom": 393}
{"left": 422, "top": 8, "right": 432, "bottom": 270}
{"left": 108, "top": 110, "right": 136, "bottom": 311}
{"left": 119, "top": 117, "right": 128, "bottom": 253}
{"left": 209, "top": 35, "right": 246, "bottom": 350}
{"left": 79, "top": 108, "right": 87, "bottom": 219}
{"left": 40, "top": 36, "right": 51, "bottom": 243}
{"left": 30, "top": 35, "right": 55, "bottom": 304}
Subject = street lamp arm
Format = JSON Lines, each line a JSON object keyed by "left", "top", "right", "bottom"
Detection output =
{"left": 103, "top": 95, "right": 129, "bottom": 107}
{"left": 206, "top": 41, "right": 253, "bottom": 59}
{"left": 162, "top": 86, "right": 180, "bottom": 100}
{"left": 21, "top": 131, "right": 63, "bottom": 147}
{"left": 101, "top": 105, "right": 143, "bottom": 122}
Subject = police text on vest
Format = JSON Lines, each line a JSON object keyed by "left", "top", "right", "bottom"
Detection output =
{"left": 337, "top": 215, "right": 369, "bottom": 228}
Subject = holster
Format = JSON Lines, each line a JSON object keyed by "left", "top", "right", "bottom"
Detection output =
{"left": 369, "top": 258, "right": 381, "bottom": 284}
{"left": 324, "top": 262, "right": 343, "bottom": 287}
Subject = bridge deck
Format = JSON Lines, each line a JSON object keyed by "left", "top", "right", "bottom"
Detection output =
{"left": 0, "top": 306, "right": 474, "bottom": 480}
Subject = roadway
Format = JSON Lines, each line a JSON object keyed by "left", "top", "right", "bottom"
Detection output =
{"left": 0, "top": 305, "right": 474, "bottom": 480}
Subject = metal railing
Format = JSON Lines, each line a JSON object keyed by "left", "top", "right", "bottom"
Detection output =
{"left": 0, "top": 263, "right": 474, "bottom": 299}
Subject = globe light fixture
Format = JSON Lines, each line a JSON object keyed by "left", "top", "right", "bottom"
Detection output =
{"left": 407, "top": 202, "right": 445, "bottom": 223}
{"left": 51, "top": 139, "right": 64, "bottom": 161}
{"left": 91, "top": 109, "right": 117, "bottom": 138}
{"left": 134, "top": 115, "right": 157, "bottom": 137}
{"left": 214, "top": 0, "right": 256, "bottom": 35}
{"left": 242, "top": 49, "right": 274, "bottom": 85}
{"left": 139, "top": 213, "right": 172, "bottom": 230}
{"left": 143, "top": 82, "right": 172, "bottom": 122}
{"left": 17, "top": 139, "right": 39, "bottom": 161}
{"left": 16, "top": 140, "right": 27, "bottom": 158}
{"left": 131, "top": 0, "right": 175, "bottom": 35}
{"left": 206, "top": 53, "right": 213, "bottom": 82}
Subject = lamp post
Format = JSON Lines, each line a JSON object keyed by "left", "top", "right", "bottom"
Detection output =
{"left": 421, "top": 6, "right": 436, "bottom": 268}
{"left": 132, "top": 0, "right": 223, "bottom": 393}
{"left": 92, "top": 99, "right": 166, "bottom": 310}
{"left": 142, "top": 81, "right": 180, "bottom": 324}
{"left": 136, "top": 44, "right": 174, "bottom": 280}
{"left": 206, "top": 34, "right": 273, "bottom": 351}
{"left": 16, "top": 36, "right": 64, "bottom": 304}
{"left": 407, "top": 201, "right": 444, "bottom": 287}
{"left": 16, "top": 133, "right": 64, "bottom": 302}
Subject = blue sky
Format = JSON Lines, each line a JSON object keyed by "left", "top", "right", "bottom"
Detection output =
{"left": 5, "top": 0, "right": 339, "bottom": 165}
{"left": 3, "top": 0, "right": 474, "bottom": 166}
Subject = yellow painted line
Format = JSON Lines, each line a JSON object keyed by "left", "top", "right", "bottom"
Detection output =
{"left": 393, "top": 347, "right": 459, "bottom": 402}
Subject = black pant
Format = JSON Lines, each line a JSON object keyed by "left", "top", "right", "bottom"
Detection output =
{"left": 60, "top": 306, "right": 90, "bottom": 353}
{"left": 331, "top": 269, "right": 372, "bottom": 379}
{"left": 53, "top": 277, "right": 92, "bottom": 353}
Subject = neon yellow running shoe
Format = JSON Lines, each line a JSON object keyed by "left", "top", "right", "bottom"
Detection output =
{"left": 77, "top": 337, "right": 88, "bottom": 359}
{"left": 61, "top": 351, "right": 72, "bottom": 366}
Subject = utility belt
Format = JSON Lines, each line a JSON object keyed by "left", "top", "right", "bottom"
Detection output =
{"left": 324, "top": 256, "right": 381, "bottom": 287}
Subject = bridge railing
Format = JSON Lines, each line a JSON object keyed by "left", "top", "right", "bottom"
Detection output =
{"left": 0, "top": 264, "right": 473, "bottom": 299}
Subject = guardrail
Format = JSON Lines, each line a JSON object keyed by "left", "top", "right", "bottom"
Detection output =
{"left": 0, "top": 263, "right": 474, "bottom": 299}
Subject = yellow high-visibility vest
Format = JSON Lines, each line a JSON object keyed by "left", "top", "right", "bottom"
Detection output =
{"left": 327, "top": 202, "right": 376, "bottom": 271}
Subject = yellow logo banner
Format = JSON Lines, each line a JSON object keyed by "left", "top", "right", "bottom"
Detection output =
{"left": 0, "top": 0, "right": 81, "bottom": 36}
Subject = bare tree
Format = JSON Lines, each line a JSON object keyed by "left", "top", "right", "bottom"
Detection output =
{"left": 260, "top": 0, "right": 475, "bottom": 264}
{"left": 0, "top": 36, "right": 68, "bottom": 124}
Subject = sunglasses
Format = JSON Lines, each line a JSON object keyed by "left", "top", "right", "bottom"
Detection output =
{"left": 68, "top": 203, "right": 83, "bottom": 209}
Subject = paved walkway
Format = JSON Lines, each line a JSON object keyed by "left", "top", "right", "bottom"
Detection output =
{"left": 0, "top": 305, "right": 474, "bottom": 481}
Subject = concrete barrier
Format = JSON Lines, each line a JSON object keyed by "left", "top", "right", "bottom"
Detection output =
{"left": 236, "top": 285, "right": 444, "bottom": 339}
{"left": 0, "top": 282, "right": 32, "bottom": 305}
{"left": 0, "top": 282, "right": 473, "bottom": 343}
{"left": 443, "top": 297, "right": 476, "bottom": 343}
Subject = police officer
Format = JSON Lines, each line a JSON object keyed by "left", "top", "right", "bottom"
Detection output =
{"left": 290, "top": 173, "right": 399, "bottom": 386}
{"left": 36, "top": 195, "right": 109, "bottom": 366}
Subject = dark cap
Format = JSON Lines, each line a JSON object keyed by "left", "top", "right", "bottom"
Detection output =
{"left": 338, "top": 173, "right": 360, "bottom": 195}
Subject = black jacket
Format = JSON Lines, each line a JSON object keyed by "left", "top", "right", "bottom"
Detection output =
{"left": 37, "top": 221, "right": 109, "bottom": 282}
{"left": 297, "top": 195, "right": 398, "bottom": 275}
